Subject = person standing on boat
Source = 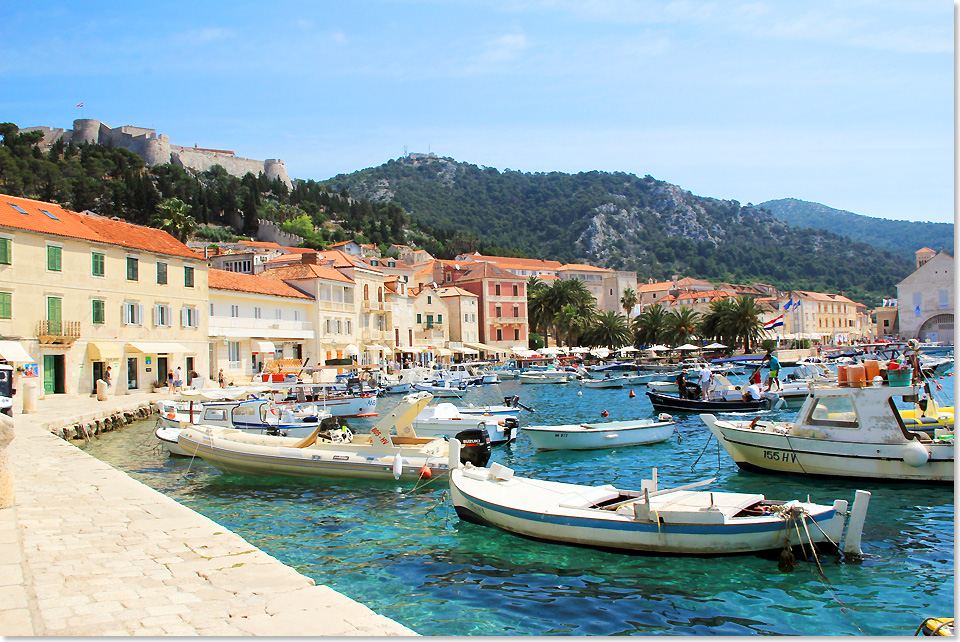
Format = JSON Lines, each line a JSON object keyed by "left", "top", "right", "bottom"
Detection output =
{"left": 762, "top": 350, "right": 781, "bottom": 392}
{"left": 697, "top": 363, "right": 714, "bottom": 400}
{"left": 906, "top": 339, "right": 923, "bottom": 385}
{"left": 742, "top": 382, "right": 763, "bottom": 402}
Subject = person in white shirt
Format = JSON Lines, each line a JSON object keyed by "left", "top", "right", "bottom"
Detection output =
{"left": 697, "top": 364, "right": 714, "bottom": 400}
{"left": 743, "top": 382, "right": 763, "bottom": 401}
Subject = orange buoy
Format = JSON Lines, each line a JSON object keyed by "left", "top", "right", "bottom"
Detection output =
{"left": 600, "top": 410, "right": 610, "bottom": 418}
{"left": 419, "top": 465, "right": 432, "bottom": 479}
{"left": 936, "top": 383, "right": 943, "bottom": 390}
{"left": 629, "top": 389, "right": 636, "bottom": 398}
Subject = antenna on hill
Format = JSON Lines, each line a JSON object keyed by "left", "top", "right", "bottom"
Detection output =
{"left": 403, "top": 145, "right": 408, "bottom": 157}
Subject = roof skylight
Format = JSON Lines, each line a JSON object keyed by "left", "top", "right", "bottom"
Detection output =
{"left": 8, "top": 203, "right": 28, "bottom": 214}
{"left": 39, "top": 209, "right": 59, "bottom": 220}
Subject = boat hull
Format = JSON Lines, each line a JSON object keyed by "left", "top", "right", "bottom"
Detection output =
{"left": 524, "top": 420, "right": 675, "bottom": 451}
{"left": 449, "top": 469, "right": 846, "bottom": 555}
{"left": 702, "top": 415, "right": 954, "bottom": 483}
{"left": 646, "top": 391, "right": 771, "bottom": 413}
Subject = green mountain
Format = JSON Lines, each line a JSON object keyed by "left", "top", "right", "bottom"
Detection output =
{"left": 322, "top": 155, "right": 913, "bottom": 308}
{"left": 759, "top": 198, "right": 953, "bottom": 262}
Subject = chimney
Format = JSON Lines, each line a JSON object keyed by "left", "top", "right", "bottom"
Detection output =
{"left": 302, "top": 251, "right": 319, "bottom": 265}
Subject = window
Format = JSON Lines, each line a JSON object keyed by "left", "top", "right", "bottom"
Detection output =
{"left": 39, "top": 208, "right": 58, "bottom": 220}
{"left": 427, "top": 295, "right": 432, "bottom": 304}
{"left": 210, "top": 303, "right": 214, "bottom": 316}
{"left": 228, "top": 341, "right": 241, "bottom": 364}
{"left": 184, "top": 266, "right": 195, "bottom": 288}
{"left": 127, "top": 256, "right": 139, "bottom": 281}
{"left": 0, "top": 292, "right": 10, "bottom": 319}
{"left": 495, "top": 284, "right": 501, "bottom": 296}
{"left": 231, "top": 305, "right": 239, "bottom": 318}
{"left": 123, "top": 302, "right": 144, "bottom": 326}
{"left": 275, "top": 308, "right": 282, "bottom": 320}
{"left": 254, "top": 307, "right": 262, "bottom": 320}
{"left": 417, "top": 314, "right": 422, "bottom": 323}
{"left": 513, "top": 305, "right": 519, "bottom": 318}
{"left": 92, "top": 252, "right": 105, "bottom": 277}
{"left": 514, "top": 328, "right": 520, "bottom": 341}
{"left": 157, "top": 261, "right": 167, "bottom": 284}
{"left": 806, "top": 396, "right": 859, "bottom": 429}
{"left": 446, "top": 273, "right": 452, "bottom": 282}
{"left": 0, "top": 238, "right": 9, "bottom": 265}
{"left": 182, "top": 306, "right": 199, "bottom": 328}
{"left": 513, "top": 284, "right": 519, "bottom": 296}
{"left": 496, "top": 328, "right": 503, "bottom": 341}
{"left": 92, "top": 299, "right": 105, "bottom": 325}
{"left": 437, "top": 314, "right": 442, "bottom": 324}
{"left": 464, "top": 313, "right": 469, "bottom": 322}
{"left": 47, "top": 246, "right": 62, "bottom": 272}
{"left": 294, "top": 310, "right": 300, "bottom": 321}
{"left": 495, "top": 306, "right": 502, "bottom": 318}
{"left": 940, "top": 290, "right": 949, "bottom": 309}
{"left": 154, "top": 304, "right": 172, "bottom": 327}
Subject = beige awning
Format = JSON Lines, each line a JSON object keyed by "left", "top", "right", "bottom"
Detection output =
{"left": 127, "top": 342, "right": 190, "bottom": 354}
{"left": 87, "top": 341, "right": 123, "bottom": 361}
{"left": 0, "top": 340, "right": 33, "bottom": 362}
{"left": 465, "top": 342, "right": 501, "bottom": 352}
{"left": 251, "top": 340, "right": 276, "bottom": 353}
{"left": 435, "top": 348, "right": 453, "bottom": 356}
{"left": 364, "top": 344, "right": 389, "bottom": 351}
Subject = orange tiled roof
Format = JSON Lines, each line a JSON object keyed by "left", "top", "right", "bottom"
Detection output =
{"left": 259, "top": 264, "right": 354, "bottom": 284}
{"left": 639, "top": 281, "right": 673, "bottom": 292}
{"left": 0, "top": 195, "right": 202, "bottom": 260}
{"left": 437, "top": 286, "right": 478, "bottom": 297}
{"left": 457, "top": 262, "right": 525, "bottom": 281}
{"left": 467, "top": 254, "right": 563, "bottom": 270}
{"left": 238, "top": 240, "right": 284, "bottom": 250}
{"left": 327, "top": 240, "right": 355, "bottom": 248}
{"left": 209, "top": 268, "right": 312, "bottom": 299}
{"left": 558, "top": 263, "right": 613, "bottom": 273}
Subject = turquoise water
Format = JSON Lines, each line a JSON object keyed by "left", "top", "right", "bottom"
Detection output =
{"left": 81, "top": 368, "right": 955, "bottom": 636}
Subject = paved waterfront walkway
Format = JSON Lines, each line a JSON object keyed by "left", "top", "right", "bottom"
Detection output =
{"left": 0, "top": 391, "right": 416, "bottom": 636}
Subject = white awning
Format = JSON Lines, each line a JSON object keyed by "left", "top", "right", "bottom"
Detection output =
{"left": 364, "top": 344, "right": 389, "bottom": 351}
{"left": 451, "top": 346, "right": 479, "bottom": 354}
{"left": 0, "top": 340, "right": 33, "bottom": 362}
{"left": 465, "top": 342, "right": 501, "bottom": 352}
{"left": 435, "top": 348, "right": 453, "bottom": 356}
{"left": 251, "top": 340, "right": 276, "bottom": 353}
{"left": 87, "top": 342, "right": 123, "bottom": 361}
{"left": 127, "top": 342, "right": 190, "bottom": 354}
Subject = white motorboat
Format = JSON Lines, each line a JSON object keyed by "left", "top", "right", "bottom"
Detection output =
{"left": 176, "top": 393, "right": 493, "bottom": 480}
{"left": 580, "top": 377, "right": 624, "bottom": 389}
{"left": 523, "top": 417, "right": 675, "bottom": 451}
{"left": 447, "top": 450, "right": 871, "bottom": 556}
{"left": 459, "top": 395, "right": 536, "bottom": 417}
{"left": 413, "top": 402, "right": 519, "bottom": 445}
{"left": 700, "top": 379, "right": 955, "bottom": 483}
{"left": 412, "top": 380, "right": 467, "bottom": 397}
{"left": 519, "top": 373, "right": 570, "bottom": 384}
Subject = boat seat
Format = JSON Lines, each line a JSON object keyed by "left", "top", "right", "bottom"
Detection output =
{"left": 558, "top": 485, "right": 620, "bottom": 509}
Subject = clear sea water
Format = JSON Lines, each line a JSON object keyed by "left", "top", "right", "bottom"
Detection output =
{"left": 80, "top": 367, "right": 956, "bottom": 636}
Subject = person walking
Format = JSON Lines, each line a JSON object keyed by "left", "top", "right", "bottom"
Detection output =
{"left": 174, "top": 366, "right": 183, "bottom": 393}
{"left": 697, "top": 363, "right": 714, "bottom": 401}
{"left": 218, "top": 369, "right": 226, "bottom": 388}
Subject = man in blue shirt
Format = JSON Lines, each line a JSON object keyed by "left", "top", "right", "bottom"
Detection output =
{"left": 762, "top": 350, "right": 781, "bottom": 392}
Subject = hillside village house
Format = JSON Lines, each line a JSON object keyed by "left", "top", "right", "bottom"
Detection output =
{"left": 0, "top": 195, "right": 208, "bottom": 397}
{"left": 207, "top": 268, "right": 315, "bottom": 382}
{"left": 897, "top": 248, "right": 954, "bottom": 344}
{"left": 202, "top": 240, "right": 289, "bottom": 274}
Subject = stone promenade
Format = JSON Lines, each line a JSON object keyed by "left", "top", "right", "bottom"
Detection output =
{"left": 0, "top": 391, "right": 416, "bottom": 636}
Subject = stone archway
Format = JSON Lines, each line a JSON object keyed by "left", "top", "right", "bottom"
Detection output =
{"left": 917, "top": 313, "right": 954, "bottom": 345}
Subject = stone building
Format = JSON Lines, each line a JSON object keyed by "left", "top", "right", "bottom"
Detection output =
{"left": 897, "top": 249, "right": 954, "bottom": 344}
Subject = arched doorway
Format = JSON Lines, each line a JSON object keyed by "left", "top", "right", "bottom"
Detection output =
{"left": 917, "top": 313, "right": 954, "bottom": 345}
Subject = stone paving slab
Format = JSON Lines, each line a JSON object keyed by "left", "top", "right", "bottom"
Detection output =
{"left": 1, "top": 392, "right": 417, "bottom": 636}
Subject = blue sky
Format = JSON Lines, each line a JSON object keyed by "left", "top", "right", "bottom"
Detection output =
{"left": 1, "top": 1, "right": 953, "bottom": 223}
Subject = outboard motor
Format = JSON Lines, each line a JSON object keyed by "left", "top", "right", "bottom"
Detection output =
{"left": 455, "top": 427, "right": 492, "bottom": 468}
{"left": 504, "top": 395, "right": 520, "bottom": 408}
{"left": 502, "top": 416, "right": 520, "bottom": 443}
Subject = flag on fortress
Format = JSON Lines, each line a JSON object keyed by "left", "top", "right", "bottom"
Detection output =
{"left": 763, "top": 315, "right": 784, "bottom": 331}
{"left": 76, "top": 102, "right": 83, "bottom": 107}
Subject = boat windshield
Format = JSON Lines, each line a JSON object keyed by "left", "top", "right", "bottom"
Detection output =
{"left": 805, "top": 395, "right": 860, "bottom": 429}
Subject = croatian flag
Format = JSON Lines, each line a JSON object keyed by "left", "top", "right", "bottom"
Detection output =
{"left": 764, "top": 315, "right": 784, "bottom": 331}
{"left": 76, "top": 102, "right": 83, "bottom": 107}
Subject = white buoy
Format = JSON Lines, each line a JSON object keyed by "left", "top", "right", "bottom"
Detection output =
{"left": 577, "top": 391, "right": 583, "bottom": 396}
{"left": 392, "top": 453, "right": 403, "bottom": 480}
{"left": 902, "top": 441, "right": 930, "bottom": 467}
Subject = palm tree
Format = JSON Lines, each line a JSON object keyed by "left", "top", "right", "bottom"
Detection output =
{"left": 152, "top": 198, "right": 197, "bottom": 243}
{"left": 556, "top": 302, "right": 597, "bottom": 347}
{"left": 633, "top": 304, "right": 670, "bottom": 346}
{"left": 540, "top": 278, "right": 596, "bottom": 346}
{"left": 698, "top": 298, "right": 735, "bottom": 348}
{"left": 620, "top": 287, "right": 638, "bottom": 317}
{"left": 666, "top": 307, "right": 700, "bottom": 346}
{"left": 722, "top": 295, "right": 767, "bottom": 353}
{"left": 585, "top": 310, "right": 632, "bottom": 349}
{"left": 526, "top": 277, "right": 551, "bottom": 347}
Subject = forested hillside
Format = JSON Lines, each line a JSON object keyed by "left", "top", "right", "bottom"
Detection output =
{"left": 760, "top": 198, "right": 953, "bottom": 261}
{"left": 323, "top": 155, "right": 913, "bottom": 307}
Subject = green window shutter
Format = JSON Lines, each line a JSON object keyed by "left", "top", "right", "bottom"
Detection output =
{"left": 184, "top": 266, "right": 194, "bottom": 288}
{"left": 0, "top": 238, "right": 10, "bottom": 265}
{"left": 157, "top": 262, "right": 167, "bottom": 285}
{"left": 92, "top": 252, "right": 104, "bottom": 277}
{"left": 416, "top": 314, "right": 422, "bottom": 323}
{"left": 92, "top": 299, "right": 105, "bottom": 324}
{"left": 47, "top": 246, "right": 62, "bottom": 271}
{"left": 127, "top": 257, "right": 138, "bottom": 281}
{"left": 0, "top": 292, "right": 11, "bottom": 319}
{"left": 437, "top": 314, "right": 442, "bottom": 323}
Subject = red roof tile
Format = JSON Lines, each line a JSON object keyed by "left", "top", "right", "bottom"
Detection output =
{"left": 208, "top": 269, "right": 313, "bottom": 298}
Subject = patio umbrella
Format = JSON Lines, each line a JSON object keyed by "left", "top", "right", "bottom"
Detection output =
{"left": 649, "top": 345, "right": 670, "bottom": 351}
{"left": 540, "top": 346, "right": 563, "bottom": 355}
{"left": 675, "top": 344, "right": 700, "bottom": 351}
{"left": 703, "top": 343, "right": 727, "bottom": 349}
{"left": 619, "top": 346, "right": 638, "bottom": 353}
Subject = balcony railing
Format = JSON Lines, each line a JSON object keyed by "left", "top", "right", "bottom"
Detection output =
{"left": 37, "top": 320, "right": 81, "bottom": 345}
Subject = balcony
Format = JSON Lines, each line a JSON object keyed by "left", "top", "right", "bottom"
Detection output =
{"left": 37, "top": 320, "right": 81, "bottom": 345}
{"left": 361, "top": 300, "right": 385, "bottom": 312}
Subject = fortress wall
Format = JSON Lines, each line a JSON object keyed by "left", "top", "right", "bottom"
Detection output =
{"left": 72, "top": 119, "right": 103, "bottom": 144}
{"left": 18, "top": 127, "right": 66, "bottom": 147}
{"left": 257, "top": 219, "right": 304, "bottom": 247}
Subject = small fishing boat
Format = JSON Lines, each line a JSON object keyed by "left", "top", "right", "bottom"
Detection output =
{"left": 523, "top": 416, "right": 675, "bottom": 451}
{"left": 413, "top": 402, "right": 520, "bottom": 445}
{"left": 700, "top": 379, "right": 955, "bottom": 483}
{"left": 447, "top": 449, "right": 871, "bottom": 556}
{"left": 519, "top": 373, "right": 570, "bottom": 384}
{"left": 176, "top": 393, "right": 492, "bottom": 481}
{"left": 412, "top": 380, "right": 467, "bottom": 397}
{"left": 647, "top": 390, "right": 778, "bottom": 413}
{"left": 580, "top": 377, "right": 624, "bottom": 389}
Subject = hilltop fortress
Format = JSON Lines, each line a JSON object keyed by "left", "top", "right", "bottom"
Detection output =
{"left": 22, "top": 119, "right": 291, "bottom": 187}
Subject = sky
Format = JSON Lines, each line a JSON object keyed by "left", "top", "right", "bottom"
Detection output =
{"left": 0, "top": 1, "right": 954, "bottom": 224}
